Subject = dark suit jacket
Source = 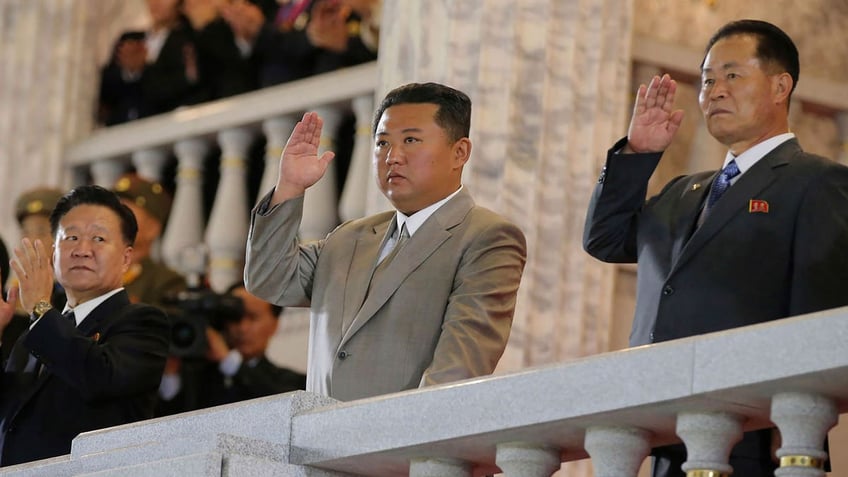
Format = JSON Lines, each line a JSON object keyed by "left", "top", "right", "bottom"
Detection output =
{"left": 583, "top": 137, "right": 848, "bottom": 474}
{"left": 0, "top": 290, "right": 169, "bottom": 466}
{"left": 99, "top": 25, "right": 207, "bottom": 126}
{"left": 157, "top": 355, "right": 305, "bottom": 415}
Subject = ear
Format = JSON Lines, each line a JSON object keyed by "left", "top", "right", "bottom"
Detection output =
{"left": 772, "top": 71, "right": 793, "bottom": 105}
{"left": 451, "top": 137, "right": 472, "bottom": 169}
{"left": 122, "top": 246, "right": 134, "bottom": 270}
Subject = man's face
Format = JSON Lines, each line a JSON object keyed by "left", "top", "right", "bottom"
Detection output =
{"left": 121, "top": 199, "right": 162, "bottom": 262}
{"left": 20, "top": 214, "right": 53, "bottom": 249}
{"left": 53, "top": 204, "right": 132, "bottom": 306}
{"left": 699, "top": 34, "right": 789, "bottom": 154}
{"left": 225, "top": 287, "right": 278, "bottom": 361}
{"left": 373, "top": 103, "right": 469, "bottom": 215}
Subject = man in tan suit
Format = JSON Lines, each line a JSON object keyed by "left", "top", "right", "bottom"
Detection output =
{"left": 245, "top": 82, "right": 527, "bottom": 401}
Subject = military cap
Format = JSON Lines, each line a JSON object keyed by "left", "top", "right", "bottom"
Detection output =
{"left": 112, "top": 174, "right": 172, "bottom": 225}
{"left": 15, "top": 187, "right": 64, "bottom": 224}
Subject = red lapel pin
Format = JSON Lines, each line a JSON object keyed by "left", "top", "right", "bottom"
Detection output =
{"left": 749, "top": 199, "right": 769, "bottom": 213}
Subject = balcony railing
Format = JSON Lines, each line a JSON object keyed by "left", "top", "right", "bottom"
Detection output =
{"left": 2, "top": 305, "right": 845, "bottom": 476}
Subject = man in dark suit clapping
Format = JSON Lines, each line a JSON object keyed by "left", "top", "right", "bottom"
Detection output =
{"left": 0, "top": 185, "right": 170, "bottom": 467}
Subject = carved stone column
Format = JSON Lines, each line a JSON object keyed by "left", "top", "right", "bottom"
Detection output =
{"left": 131, "top": 148, "right": 170, "bottom": 183}
{"left": 205, "top": 127, "right": 253, "bottom": 292}
{"left": 676, "top": 412, "right": 743, "bottom": 477}
{"left": 584, "top": 426, "right": 651, "bottom": 477}
{"left": 409, "top": 457, "right": 471, "bottom": 477}
{"left": 300, "top": 105, "right": 342, "bottom": 240}
{"left": 89, "top": 160, "right": 127, "bottom": 188}
{"left": 495, "top": 442, "right": 560, "bottom": 477}
{"left": 259, "top": 115, "right": 298, "bottom": 202}
{"left": 339, "top": 94, "right": 375, "bottom": 221}
{"left": 162, "top": 138, "right": 208, "bottom": 278}
{"left": 771, "top": 392, "right": 837, "bottom": 477}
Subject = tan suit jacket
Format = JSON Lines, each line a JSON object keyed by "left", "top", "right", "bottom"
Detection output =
{"left": 245, "top": 188, "right": 526, "bottom": 401}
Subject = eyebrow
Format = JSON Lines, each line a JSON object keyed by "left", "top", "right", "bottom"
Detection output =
{"left": 376, "top": 127, "right": 424, "bottom": 136}
{"left": 702, "top": 61, "right": 742, "bottom": 74}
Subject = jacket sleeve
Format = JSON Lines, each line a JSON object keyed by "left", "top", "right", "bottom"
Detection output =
{"left": 583, "top": 138, "right": 664, "bottom": 263}
{"left": 244, "top": 193, "right": 322, "bottom": 307}
{"left": 419, "top": 218, "right": 527, "bottom": 386}
{"left": 25, "top": 305, "right": 169, "bottom": 402}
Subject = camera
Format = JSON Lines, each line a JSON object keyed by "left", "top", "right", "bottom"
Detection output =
{"left": 166, "top": 288, "right": 244, "bottom": 358}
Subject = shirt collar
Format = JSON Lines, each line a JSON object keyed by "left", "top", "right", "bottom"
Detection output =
{"left": 394, "top": 185, "right": 463, "bottom": 237}
{"left": 62, "top": 288, "right": 124, "bottom": 326}
{"left": 721, "top": 132, "right": 795, "bottom": 176}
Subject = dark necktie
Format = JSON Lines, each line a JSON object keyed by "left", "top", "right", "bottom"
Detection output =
{"left": 707, "top": 159, "right": 740, "bottom": 208}
{"left": 63, "top": 311, "right": 76, "bottom": 326}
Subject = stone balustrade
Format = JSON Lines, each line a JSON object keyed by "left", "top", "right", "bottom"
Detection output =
{"left": 1, "top": 305, "right": 845, "bottom": 476}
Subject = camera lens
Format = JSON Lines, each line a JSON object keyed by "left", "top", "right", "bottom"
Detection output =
{"left": 171, "top": 321, "right": 197, "bottom": 349}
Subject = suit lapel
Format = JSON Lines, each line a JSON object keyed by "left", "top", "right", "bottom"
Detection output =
{"left": 340, "top": 190, "right": 475, "bottom": 345}
{"left": 671, "top": 174, "right": 713, "bottom": 264}
{"left": 341, "top": 219, "right": 392, "bottom": 334}
{"left": 672, "top": 144, "right": 792, "bottom": 273}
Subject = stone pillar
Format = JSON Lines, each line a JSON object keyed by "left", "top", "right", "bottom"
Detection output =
{"left": 836, "top": 111, "right": 848, "bottom": 165}
{"left": 205, "top": 127, "right": 253, "bottom": 292}
{"left": 300, "top": 105, "right": 342, "bottom": 240}
{"left": 89, "top": 160, "right": 127, "bottom": 188}
{"left": 259, "top": 115, "right": 298, "bottom": 202}
{"left": 131, "top": 148, "right": 170, "bottom": 183}
{"left": 339, "top": 94, "right": 375, "bottom": 221}
{"left": 676, "top": 412, "right": 743, "bottom": 477}
{"left": 162, "top": 138, "right": 208, "bottom": 278}
{"left": 495, "top": 442, "right": 560, "bottom": 477}
{"left": 409, "top": 457, "right": 471, "bottom": 477}
{"left": 584, "top": 426, "right": 651, "bottom": 477}
{"left": 771, "top": 392, "right": 837, "bottom": 477}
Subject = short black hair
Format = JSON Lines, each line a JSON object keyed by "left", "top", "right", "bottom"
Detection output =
{"left": 50, "top": 185, "right": 138, "bottom": 246}
{"left": 226, "top": 281, "right": 282, "bottom": 318}
{"left": 702, "top": 19, "right": 799, "bottom": 99}
{"left": 373, "top": 82, "right": 472, "bottom": 143}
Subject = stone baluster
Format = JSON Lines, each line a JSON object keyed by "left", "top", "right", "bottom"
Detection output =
{"left": 300, "top": 105, "right": 343, "bottom": 240}
{"left": 585, "top": 426, "right": 651, "bottom": 477}
{"left": 89, "top": 160, "right": 127, "bottom": 188}
{"left": 836, "top": 111, "right": 848, "bottom": 165}
{"left": 205, "top": 127, "right": 253, "bottom": 292}
{"left": 131, "top": 148, "right": 169, "bottom": 182}
{"left": 162, "top": 138, "right": 208, "bottom": 278}
{"left": 771, "top": 392, "right": 837, "bottom": 477}
{"left": 339, "top": 94, "right": 374, "bottom": 221}
{"left": 259, "top": 115, "right": 298, "bottom": 202}
{"left": 409, "top": 457, "right": 471, "bottom": 477}
{"left": 495, "top": 442, "right": 560, "bottom": 477}
{"left": 676, "top": 412, "right": 743, "bottom": 477}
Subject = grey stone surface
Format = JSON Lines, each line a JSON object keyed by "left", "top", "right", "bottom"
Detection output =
{"left": 584, "top": 426, "right": 650, "bottom": 477}
{"left": 676, "top": 412, "right": 743, "bottom": 473}
{"left": 78, "top": 452, "right": 222, "bottom": 477}
{"left": 495, "top": 442, "right": 561, "bottom": 477}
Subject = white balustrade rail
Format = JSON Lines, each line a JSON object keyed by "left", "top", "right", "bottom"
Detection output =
{"left": 66, "top": 62, "right": 379, "bottom": 291}
{"left": 1, "top": 306, "right": 845, "bottom": 476}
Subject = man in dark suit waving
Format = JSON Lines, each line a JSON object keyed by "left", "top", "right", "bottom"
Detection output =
{"left": 583, "top": 20, "right": 848, "bottom": 476}
{"left": 0, "top": 185, "right": 170, "bottom": 467}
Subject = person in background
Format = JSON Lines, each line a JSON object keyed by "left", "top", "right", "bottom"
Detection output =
{"left": 112, "top": 173, "right": 187, "bottom": 309}
{"left": 583, "top": 19, "right": 846, "bottom": 476}
{"left": 157, "top": 282, "right": 305, "bottom": 415}
{"left": 98, "top": 0, "right": 206, "bottom": 126}
{"left": 0, "top": 185, "right": 170, "bottom": 466}
{"left": 245, "top": 82, "right": 527, "bottom": 401}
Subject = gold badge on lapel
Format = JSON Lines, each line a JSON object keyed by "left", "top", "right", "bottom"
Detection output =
{"left": 749, "top": 199, "right": 769, "bottom": 213}
{"left": 91, "top": 332, "right": 101, "bottom": 342}
{"left": 691, "top": 183, "right": 701, "bottom": 191}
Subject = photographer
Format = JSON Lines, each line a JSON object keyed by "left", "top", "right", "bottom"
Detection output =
{"left": 156, "top": 282, "right": 305, "bottom": 415}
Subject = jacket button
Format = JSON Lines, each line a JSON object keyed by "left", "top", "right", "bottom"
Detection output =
{"left": 649, "top": 332, "right": 655, "bottom": 342}
{"left": 337, "top": 351, "right": 348, "bottom": 360}
{"left": 662, "top": 285, "right": 674, "bottom": 296}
